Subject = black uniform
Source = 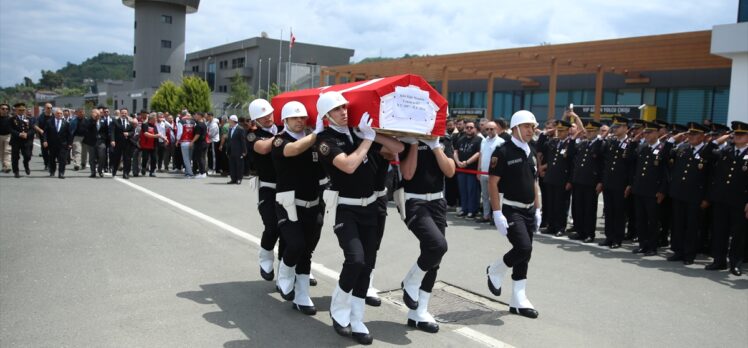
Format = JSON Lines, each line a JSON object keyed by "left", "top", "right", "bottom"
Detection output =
{"left": 536, "top": 132, "right": 551, "bottom": 228}
{"left": 400, "top": 139, "right": 453, "bottom": 293}
{"left": 225, "top": 125, "right": 247, "bottom": 183}
{"left": 631, "top": 139, "right": 673, "bottom": 254}
{"left": 539, "top": 136, "right": 575, "bottom": 235}
{"left": 9, "top": 114, "right": 35, "bottom": 176}
{"left": 600, "top": 135, "right": 635, "bottom": 246}
{"left": 570, "top": 137, "right": 603, "bottom": 242}
{"left": 317, "top": 128, "right": 379, "bottom": 298}
{"left": 192, "top": 120, "right": 207, "bottom": 175}
{"left": 249, "top": 127, "right": 284, "bottom": 257}
{"left": 489, "top": 139, "right": 538, "bottom": 280}
{"left": 110, "top": 117, "right": 134, "bottom": 178}
{"left": 272, "top": 132, "right": 325, "bottom": 276}
{"left": 42, "top": 117, "right": 72, "bottom": 177}
{"left": 36, "top": 113, "right": 52, "bottom": 168}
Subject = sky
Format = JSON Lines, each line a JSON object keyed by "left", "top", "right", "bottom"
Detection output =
{"left": 0, "top": 0, "right": 739, "bottom": 88}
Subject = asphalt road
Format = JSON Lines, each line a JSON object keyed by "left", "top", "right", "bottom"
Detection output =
{"left": 1, "top": 148, "right": 746, "bottom": 347}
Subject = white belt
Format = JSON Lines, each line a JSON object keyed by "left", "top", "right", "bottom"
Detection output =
{"left": 503, "top": 198, "right": 534, "bottom": 209}
{"left": 338, "top": 192, "right": 378, "bottom": 207}
{"left": 318, "top": 177, "right": 329, "bottom": 186}
{"left": 404, "top": 191, "right": 444, "bottom": 201}
{"left": 260, "top": 181, "right": 276, "bottom": 189}
{"left": 375, "top": 188, "right": 387, "bottom": 198}
{"left": 295, "top": 198, "right": 320, "bottom": 208}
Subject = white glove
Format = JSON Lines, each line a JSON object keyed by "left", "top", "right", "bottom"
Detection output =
{"left": 493, "top": 210, "right": 509, "bottom": 236}
{"left": 313, "top": 115, "right": 325, "bottom": 134}
{"left": 423, "top": 137, "right": 443, "bottom": 150}
{"left": 534, "top": 208, "right": 542, "bottom": 231}
{"left": 356, "top": 112, "right": 376, "bottom": 141}
{"left": 399, "top": 136, "right": 418, "bottom": 144}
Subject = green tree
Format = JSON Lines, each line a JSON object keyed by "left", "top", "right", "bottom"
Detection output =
{"left": 151, "top": 80, "right": 183, "bottom": 115}
{"left": 179, "top": 76, "right": 212, "bottom": 113}
{"left": 38, "top": 70, "right": 64, "bottom": 89}
{"left": 268, "top": 83, "right": 281, "bottom": 100}
{"left": 225, "top": 73, "right": 255, "bottom": 115}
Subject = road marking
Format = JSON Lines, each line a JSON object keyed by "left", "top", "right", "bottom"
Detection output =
{"left": 115, "top": 177, "right": 512, "bottom": 347}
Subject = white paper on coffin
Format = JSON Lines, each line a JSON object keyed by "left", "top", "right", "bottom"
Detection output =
{"left": 379, "top": 85, "right": 438, "bottom": 135}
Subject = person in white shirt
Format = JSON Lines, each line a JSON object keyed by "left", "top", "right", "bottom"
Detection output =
{"left": 206, "top": 112, "right": 220, "bottom": 174}
{"left": 477, "top": 121, "right": 505, "bottom": 223}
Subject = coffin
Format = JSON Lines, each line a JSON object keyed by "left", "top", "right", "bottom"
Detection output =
{"left": 270, "top": 74, "right": 447, "bottom": 138}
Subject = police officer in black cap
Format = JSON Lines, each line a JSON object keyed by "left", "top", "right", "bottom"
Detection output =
{"left": 655, "top": 120, "right": 673, "bottom": 248}
{"left": 9, "top": 103, "right": 35, "bottom": 178}
{"left": 705, "top": 120, "right": 748, "bottom": 276}
{"left": 599, "top": 116, "right": 636, "bottom": 248}
{"left": 630, "top": 121, "right": 673, "bottom": 256}
{"left": 666, "top": 122, "right": 714, "bottom": 265}
{"left": 568, "top": 119, "right": 604, "bottom": 243}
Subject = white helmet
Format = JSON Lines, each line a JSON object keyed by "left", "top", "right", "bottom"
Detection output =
{"left": 316, "top": 91, "right": 348, "bottom": 119}
{"left": 281, "top": 101, "right": 308, "bottom": 120}
{"left": 248, "top": 99, "right": 274, "bottom": 121}
{"left": 510, "top": 110, "right": 538, "bottom": 129}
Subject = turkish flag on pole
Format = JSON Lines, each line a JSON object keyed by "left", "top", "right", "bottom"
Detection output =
{"left": 289, "top": 30, "right": 296, "bottom": 48}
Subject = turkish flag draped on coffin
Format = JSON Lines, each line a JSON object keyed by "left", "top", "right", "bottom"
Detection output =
{"left": 270, "top": 74, "right": 448, "bottom": 137}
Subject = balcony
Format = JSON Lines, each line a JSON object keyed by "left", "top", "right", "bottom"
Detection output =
{"left": 223, "top": 67, "right": 253, "bottom": 79}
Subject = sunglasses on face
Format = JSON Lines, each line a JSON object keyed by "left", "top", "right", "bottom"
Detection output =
{"left": 465, "top": 126, "right": 475, "bottom": 129}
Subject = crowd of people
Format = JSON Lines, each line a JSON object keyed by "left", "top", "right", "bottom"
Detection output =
{"left": 1, "top": 97, "right": 745, "bottom": 345}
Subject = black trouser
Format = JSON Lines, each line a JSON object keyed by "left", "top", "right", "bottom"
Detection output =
{"left": 710, "top": 202, "right": 747, "bottom": 267}
{"left": 635, "top": 195, "right": 660, "bottom": 251}
{"left": 546, "top": 183, "right": 570, "bottom": 234}
{"left": 276, "top": 202, "right": 322, "bottom": 275}
{"left": 141, "top": 148, "right": 157, "bottom": 175}
{"left": 156, "top": 142, "right": 165, "bottom": 169}
{"left": 11, "top": 143, "right": 32, "bottom": 174}
{"left": 374, "top": 194, "right": 387, "bottom": 252}
{"left": 572, "top": 184, "right": 598, "bottom": 239}
{"left": 40, "top": 142, "right": 49, "bottom": 167}
{"left": 228, "top": 155, "right": 243, "bottom": 182}
{"left": 404, "top": 198, "right": 448, "bottom": 292}
{"left": 48, "top": 145, "right": 67, "bottom": 175}
{"left": 444, "top": 175, "right": 458, "bottom": 207}
{"left": 334, "top": 204, "right": 378, "bottom": 298}
{"left": 130, "top": 146, "right": 141, "bottom": 175}
{"left": 173, "top": 145, "right": 183, "bottom": 170}
{"left": 111, "top": 143, "right": 132, "bottom": 176}
{"left": 193, "top": 145, "right": 206, "bottom": 174}
{"left": 218, "top": 144, "right": 229, "bottom": 174}
{"left": 85, "top": 144, "right": 98, "bottom": 174}
{"left": 94, "top": 142, "right": 107, "bottom": 174}
{"left": 540, "top": 178, "right": 550, "bottom": 226}
{"left": 503, "top": 205, "right": 537, "bottom": 280}
{"left": 626, "top": 194, "right": 638, "bottom": 239}
{"left": 670, "top": 199, "right": 702, "bottom": 261}
{"left": 207, "top": 142, "right": 216, "bottom": 172}
{"left": 659, "top": 197, "right": 672, "bottom": 244}
{"left": 259, "top": 187, "right": 284, "bottom": 255}
{"left": 603, "top": 187, "right": 627, "bottom": 244}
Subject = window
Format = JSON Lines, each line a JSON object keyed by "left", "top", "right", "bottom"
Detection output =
{"left": 133, "top": 46, "right": 136, "bottom": 54}
{"left": 231, "top": 58, "right": 245, "bottom": 69}
{"left": 219, "top": 60, "right": 228, "bottom": 69}
{"left": 161, "top": 15, "right": 172, "bottom": 24}
{"left": 134, "top": 21, "right": 137, "bottom": 29}
{"left": 218, "top": 85, "right": 228, "bottom": 93}
{"left": 142, "top": 98, "right": 148, "bottom": 111}
{"left": 132, "top": 70, "right": 136, "bottom": 78}
{"left": 161, "top": 40, "right": 171, "bottom": 48}
{"left": 160, "top": 65, "right": 171, "bottom": 73}
{"left": 191, "top": 65, "right": 199, "bottom": 72}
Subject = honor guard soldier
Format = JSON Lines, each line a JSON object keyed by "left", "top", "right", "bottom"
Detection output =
{"left": 598, "top": 116, "right": 635, "bottom": 248}
{"left": 705, "top": 121, "right": 748, "bottom": 276}
{"left": 630, "top": 121, "right": 673, "bottom": 256}
{"left": 271, "top": 101, "right": 327, "bottom": 315}
{"left": 485, "top": 110, "right": 542, "bottom": 319}
{"left": 9, "top": 103, "right": 35, "bottom": 177}
{"left": 247, "top": 99, "right": 284, "bottom": 283}
{"left": 397, "top": 132, "right": 454, "bottom": 333}
{"left": 666, "top": 122, "right": 713, "bottom": 265}
{"left": 316, "top": 91, "right": 382, "bottom": 345}
{"left": 569, "top": 120, "right": 603, "bottom": 243}
{"left": 538, "top": 115, "right": 580, "bottom": 236}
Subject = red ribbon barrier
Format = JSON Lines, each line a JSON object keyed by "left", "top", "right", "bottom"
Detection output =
{"left": 389, "top": 161, "right": 489, "bottom": 175}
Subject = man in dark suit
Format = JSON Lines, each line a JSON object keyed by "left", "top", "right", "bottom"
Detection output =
{"left": 42, "top": 108, "right": 72, "bottom": 179}
{"left": 9, "top": 103, "right": 35, "bottom": 178}
{"left": 109, "top": 108, "right": 135, "bottom": 179}
{"left": 224, "top": 115, "right": 247, "bottom": 184}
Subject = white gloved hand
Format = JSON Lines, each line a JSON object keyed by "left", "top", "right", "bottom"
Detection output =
{"left": 356, "top": 112, "right": 376, "bottom": 141}
{"left": 534, "top": 208, "right": 542, "bottom": 232}
{"left": 493, "top": 210, "right": 509, "bottom": 236}
{"left": 423, "top": 137, "right": 443, "bottom": 150}
{"left": 398, "top": 136, "right": 418, "bottom": 144}
{"left": 313, "top": 115, "right": 325, "bottom": 134}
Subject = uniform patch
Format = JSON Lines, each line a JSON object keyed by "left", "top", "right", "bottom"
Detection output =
{"left": 312, "top": 151, "right": 319, "bottom": 162}
{"left": 246, "top": 133, "right": 256, "bottom": 142}
{"left": 698, "top": 162, "right": 703, "bottom": 170}
{"left": 273, "top": 137, "right": 283, "bottom": 147}
{"left": 320, "top": 142, "right": 330, "bottom": 156}
{"left": 490, "top": 156, "right": 498, "bottom": 168}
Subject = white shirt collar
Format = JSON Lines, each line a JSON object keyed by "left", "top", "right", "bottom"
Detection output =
{"left": 511, "top": 136, "right": 531, "bottom": 157}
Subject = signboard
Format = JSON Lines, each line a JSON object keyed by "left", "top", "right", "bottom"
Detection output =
{"left": 572, "top": 105, "right": 641, "bottom": 120}
{"left": 450, "top": 108, "right": 486, "bottom": 122}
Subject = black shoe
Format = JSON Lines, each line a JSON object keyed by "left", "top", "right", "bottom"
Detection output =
{"left": 644, "top": 250, "right": 657, "bottom": 257}
{"left": 292, "top": 303, "right": 317, "bottom": 315}
{"left": 609, "top": 242, "right": 621, "bottom": 249}
{"left": 466, "top": 213, "right": 475, "bottom": 219}
{"left": 49, "top": 173, "right": 55, "bottom": 177}
{"left": 632, "top": 247, "right": 646, "bottom": 254}
{"left": 407, "top": 319, "right": 439, "bottom": 333}
{"left": 259, "top": 267, "right": 274, "bottom": 281}
{"left": 554, "top": 231, "right": 565, "bottom": 237}
{"left": 486, "top": 266, "right": 501, "bottom": 296}
{"left": 658, "top": 239, "right": 670, "bottom": 247}
{"left": 365, "top": 296, "right": 381, "bottom": 307}
{"left": 98, "top": 171, "right": 104, "bottom": 177}
{"left": 276, "top": 286, "right": 294, "bottom": 301}
{"left": 309, "top": 277, "right": 317, "bottom": 286}
{"left": 667, "top": 254, "right": 683, "bottom": 262}
{"left": 729, "top": 266, "right": 742, "bottom": 276}
{"left": 14, "top": 172, "right": 20, "bottom": 178}
{"left": 476, "top": 217, "right": 491, "bottom": 223}
{"left": 331, "top": 316, "right": 352, "bottom": 337}
{"left": 123, "top": 174, "right": 129, "bottom": 179}
{"left": 236, "top": 180, "right": 241, "bottom": 185}
{"left": 133, "top": 173, "right": 139, "bottom": 177}
{"left": 58, "top": 174, "right": 65, "bottom": 179}
{"left": 24, "top": 168, "right": 30, "bottom": 175}
{"left": 89, "top": 173, "right": 96, "bottom": 178}
{"left": 74, "top": 165, "right": 80, "bottom": 171}
{"left": 149, "top": 173, "right": 156, "bottom": 177}
{"left": 141, "top": 170, "right": 146, "bottom": 176}
{"left": 583, "top": 237, "right": 595, "bottom": 244}
{"left": 401, "top": 282, "right": 418, "bottom": 310}
{"left": 567, "top": 226, "right": 577, "bottom": 232}
{"left": 352, "top": 332, "right": 373, "bottom": 345}
{"left": 568, "top": 233, "right": 584, "bottom": 240}
{"left": 705, "top": 262, "right": 727, "bottom": 271}
{"left": 227, "top": 180, "right": 237, "bottom": 184}
{"left": 509, "top": 307, "right": 539, "bottom": 319}
{"left": 683, "top": 260, "right": 694, "bottom": 266}
{"left": 632, "top": 237, "right": 639, "bottom": 243}
{"left": 456, "top": 212, "right": 467, "bottom": 218}
{"left": 598, "top": 239, "right": 612, "bottom": 247}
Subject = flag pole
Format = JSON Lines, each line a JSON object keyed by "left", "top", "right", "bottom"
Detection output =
{"left": 267, "top": 57, "right": 271, "bottom": 97}
{"left": 287, "top": 27, "right": 293, "bottom": 91}
{"left": 278, "top": 29, "right": 283, "bottom": 92}
{"left": 258, "top": 58, "right": 263, "bottom": 97}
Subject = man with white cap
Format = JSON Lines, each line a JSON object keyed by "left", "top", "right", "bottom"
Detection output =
{"left": 225, "top": 115, "right": 246, "bottom": 184}
{"left": 485, "top": 110, "right": 542, "bottom": 319}
{"left": 271, "top": 101, "right": 327, "bottom": 315}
